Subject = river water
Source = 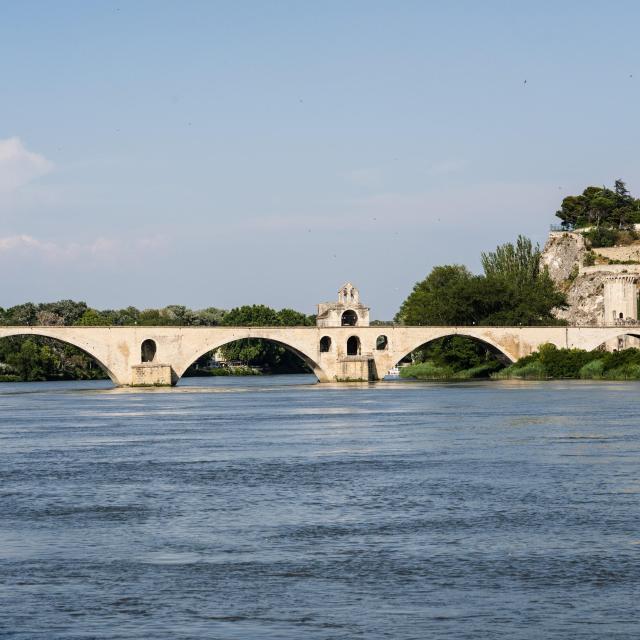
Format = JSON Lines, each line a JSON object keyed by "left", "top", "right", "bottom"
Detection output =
{"left": 0, "top": 375, "right": 639, "bottom": 639}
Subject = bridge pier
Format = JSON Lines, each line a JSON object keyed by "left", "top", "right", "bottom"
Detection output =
{"left": 131, "top": 363, "right": 175, "bottom": 386}
{"left": 333, "top": 356, "right": 376, "bottom": 382}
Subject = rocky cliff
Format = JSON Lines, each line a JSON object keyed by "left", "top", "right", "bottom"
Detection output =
{"left": 540, "top": 231, "right": 586, "bottom": 283}
{"left": 539, "top": 231, "right": 638, "bottom": 325}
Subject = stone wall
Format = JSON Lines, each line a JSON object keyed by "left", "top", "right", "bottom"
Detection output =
{"left": 591, "top": 245, "right": 640, "bottom": 262}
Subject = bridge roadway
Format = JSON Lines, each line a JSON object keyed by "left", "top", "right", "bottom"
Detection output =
{"left": 1, "top": 325, "right": 638, "bottom": 386}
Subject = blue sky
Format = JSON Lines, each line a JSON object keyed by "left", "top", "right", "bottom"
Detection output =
{"left": 1, "top": 1, "right": 639, "bottom": 318}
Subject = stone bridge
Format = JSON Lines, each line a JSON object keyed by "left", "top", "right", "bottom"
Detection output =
{"left": 1, "top": 324, "right": 637, "bottom": 386}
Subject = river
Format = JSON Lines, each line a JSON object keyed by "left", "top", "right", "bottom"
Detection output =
{"left": 1, "top": 375, "right": 638, "bottom": 639}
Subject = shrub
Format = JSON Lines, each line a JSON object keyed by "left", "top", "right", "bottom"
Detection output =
{"left": 453, "top": 361, "right": 503, "bottom": 379}
{"left": 493, "top": 359, "right": 547, "bottom": 379}
{"left": 400, "top": 361, "right": 454, "bottom": 379}
{"left": 584, "top": 226, "right": 618, "bottom": 248}
{"left": 538, "top": 345, "right": 599, "bottom": 378}
{"left": 601, "top": 348, "right": 640, "bottom": 371}
{"left": 605, "top": 364, "right": 640, "bottom": 380}
{"left": 579, "top": 359, "right": 604, "bottom": 379}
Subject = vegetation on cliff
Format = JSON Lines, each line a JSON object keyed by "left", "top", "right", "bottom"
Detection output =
{"left": 555, "top": 179, "right": 640, "bottom": 231}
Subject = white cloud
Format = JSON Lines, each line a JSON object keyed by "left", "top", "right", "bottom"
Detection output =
{"left": 0, "top": 233, "right": 171, "bottom": 263}
{"left": 0, "top": 137, "right": 53, "bottom": 193}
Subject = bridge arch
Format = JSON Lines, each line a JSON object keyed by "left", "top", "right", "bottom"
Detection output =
{"left": 175, "top": 335, "right": 330, "bottom": 383}
{"left": 390, "top": 330, "right": 518, "bottom": 370}
{"left": 584, "top": 330, "right": 640, "bottom": 352}
{"left": 0, "top": 329, "right": 119, "bottom": 384}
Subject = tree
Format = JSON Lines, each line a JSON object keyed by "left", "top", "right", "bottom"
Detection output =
{"left": 278, "top": 308, "right": 314, "bottom": 326}
{"left": 555, "top": 180, "right": 640, "bottom": 229}
{"left": 395, "top": 265, "right": 481, "bottom": 326}
{"left": 219, "top": 305, "right": 312, "bottom": 371}
{"left": 193, "top": 307, "right": 227, "bottom": 326}
{"left": 396, "top": 237, "right": 566, "bottom": 328}
{"left": 481, "top": 235, "right": 539, "bottom": 288}
{"left": 222, "top": 305, "right": 281, "bottom": 326}
{"left": 75, "top": 309, "right": 110, "bottom": 326}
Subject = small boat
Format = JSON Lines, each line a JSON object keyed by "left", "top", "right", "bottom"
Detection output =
{"left": 387, "top": 366, "right": 401, "bottom": 377}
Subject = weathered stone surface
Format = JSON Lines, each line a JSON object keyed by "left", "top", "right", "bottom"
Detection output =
{"left": 541, "top": 231, "right": 586, "bottom": 285}
{"left": 540, "top": 231, "right": 640, "bottom": 326}
{"left": 552, "top": 272, "right": 606, "bottom": 325}
{"left": 317, "top": 282, "right": 370, "bottom": 327}
{"left": 131, "top": 363, "right": 173, "bottom": 386}
{"left": 592, "top": 245, "right": 640, "bottom": 262}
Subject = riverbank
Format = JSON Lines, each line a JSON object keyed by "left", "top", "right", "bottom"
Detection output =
{"left": 400, "top": 345, "right": 640, "bottom": 381}
{"left": 399, "top": 361, "right": 503, "bottom": 380}
{"left": 493, "top": 344, "right": 640, "bottom": 380}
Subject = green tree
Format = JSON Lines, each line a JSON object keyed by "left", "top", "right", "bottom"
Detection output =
{"left": 395, "top": 265, "right": 481, "bottom": 325}
{"left": 481, "top": 235, "right": 539, "bottom": 288}
{"left": 219, "top": 305, "right": 311, "bottom": 371}
{"left": 75, "top": 309, "right": 110, "bottom": 326}
{"left": 480, "top": 235, "right": 566, "bottom": 325}
{"left": 193, "top": 307, "right": 227, "bottom": 326}
{"left": 555, "top": 180, "right": 640, "bottom": 229}
{"left": 278, "top": 308, "right": 314, "bottom": 326}
{"left": 396, "top": 237, "right": 566, "bottom": 328}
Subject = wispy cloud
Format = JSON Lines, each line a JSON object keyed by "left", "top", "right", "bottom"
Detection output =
{"left": 0, "top": 137, "right": 53, "bottom": 193}
{"left": 0, "top": 233, "right": 169, "bottom": 262}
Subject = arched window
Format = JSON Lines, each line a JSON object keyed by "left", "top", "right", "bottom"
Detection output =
{"left": 320, "top": 336, "right": 331, "bottom": 352}
{"left": 620, "top": 312, "right": 624, "bottom": 319}
{"left": 376, "top": 335, "right": 388, "bottom": 350}
{"left": 341, "top": 310, "right": 358, "bottom": 326}
{"left": 347, "top": 336, "right": 361, "bottom": 356}
{"left": 141, "top": 339, "right": 157, "bottom": 363}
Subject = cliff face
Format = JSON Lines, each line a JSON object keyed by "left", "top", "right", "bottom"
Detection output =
{"left": 540, "top": 232, "right": 586, "bottom": 283}
{"left": 540, "top": 231, "right": 640, "bottom": 326}
{"left": 540, "top": 232, "right": 601, "bottom": 325}
{"left": 551, "top": 272, "right": 605, "bottom": 325}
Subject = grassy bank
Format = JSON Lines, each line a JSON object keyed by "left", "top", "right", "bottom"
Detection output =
{"left": 493, "top": 344, "right": 640, "bottom": 380}
{"left": 400, "top": 345, "right": 640, "bottom": 381}
{"left": 399, "top": 360, "right": 503, "bottom": 380}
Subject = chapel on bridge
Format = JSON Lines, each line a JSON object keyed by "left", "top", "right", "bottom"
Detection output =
{"left": 316, "top": 282, "right": 370, "bottom": 328}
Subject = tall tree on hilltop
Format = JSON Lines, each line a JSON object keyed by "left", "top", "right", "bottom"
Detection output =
{"left": 556, "top": 180, "right": 640, "bottom": 229}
